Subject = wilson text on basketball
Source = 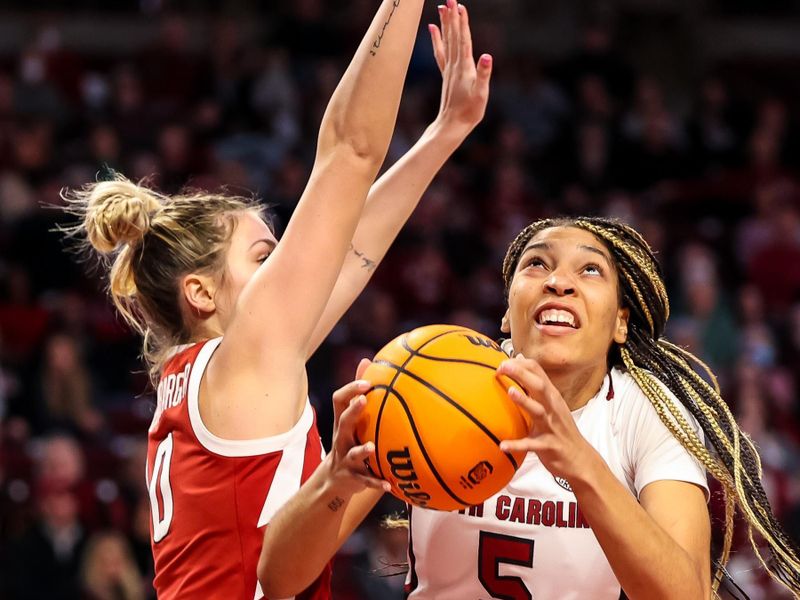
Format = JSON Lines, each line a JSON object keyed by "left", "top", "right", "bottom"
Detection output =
{"left": 387, "top": 447, "right": 431, "bottom": 506}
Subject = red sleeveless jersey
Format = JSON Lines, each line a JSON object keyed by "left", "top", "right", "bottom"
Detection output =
{"left": 146, "top": 337, "right": 332, "bottom": 599}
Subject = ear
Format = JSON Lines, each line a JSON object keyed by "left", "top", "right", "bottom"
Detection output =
{"left": 613, "top": 307, "right": 630, "bottom": 345}
{"left": 500, "top": 308, "right": 511, "bottom": 334}
{"left": 182, "top": 273, "right": 217, "bottom": 317}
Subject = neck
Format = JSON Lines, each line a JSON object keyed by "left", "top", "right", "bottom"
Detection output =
{"left": 191, "top": 316, "right": 224, "bottom": 342}
{"left": 546, "top": 362, "right": 609, "bottom": 411}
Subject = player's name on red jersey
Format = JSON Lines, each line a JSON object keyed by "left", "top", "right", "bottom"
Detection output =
{"left": 156, "top": 361, "right": 191, "bottom": 414}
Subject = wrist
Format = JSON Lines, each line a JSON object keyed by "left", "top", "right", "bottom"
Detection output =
{"left": 318, "top": 454, "right": 361, "bottom": 499}
{"left": 426, "top": 116, "right": 474, "bottom": 146}
{"left": 563, "top": 444, "right": 607, "bottom": 494}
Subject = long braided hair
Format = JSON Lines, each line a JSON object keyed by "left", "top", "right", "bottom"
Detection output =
{"left": 502, "top": 216, "right": 800, "bottom": 597}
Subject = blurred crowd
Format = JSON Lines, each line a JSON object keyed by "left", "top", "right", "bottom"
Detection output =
{"left": 0, "top": 2, "right": 799, "bottom": 599}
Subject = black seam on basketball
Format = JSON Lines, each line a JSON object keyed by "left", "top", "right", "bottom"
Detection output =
{"left": 373, "top": 383, "right": 395, "bottom": 481}
{"left": 409, "top": 353, "right": 500, "bottom": 370}
{"left": 402, "top": 328, "right": 473, "bottom": 356}
{"left": 372, "top": 359, "right": 520, "bottom": 471}
{"left": 390, "top": 386, "right": 472, "bottom": 507}
{"left": 373, "top": 334, "right": 418, "bottom": 481}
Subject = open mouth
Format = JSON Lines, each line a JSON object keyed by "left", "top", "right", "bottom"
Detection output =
{"left": 534, "top": 307, "right": 580, "bottom": 329}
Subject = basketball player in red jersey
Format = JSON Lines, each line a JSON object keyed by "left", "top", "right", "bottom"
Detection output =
{"left": 259, "top": 219, "right": 800, "bottom": 598}
{"left": 62, "top": 0, "right": 494, "bottom": 597}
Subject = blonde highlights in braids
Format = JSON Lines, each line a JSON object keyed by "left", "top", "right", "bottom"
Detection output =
{"left": 502, "top": 217, "right": 800, "bottom": 596}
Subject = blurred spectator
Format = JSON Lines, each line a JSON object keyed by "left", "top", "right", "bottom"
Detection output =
{"left": 137, "top": 15, "right": 207, "bottom": 115}
{"left": 38, "top": 333, "right": 102, "bottom": 435}
{"left": 687, "top": 75, "right": 743, "bottom": 172}
{"left": 494, "top": 57, "right": 569, "bottom": 155}
{"left": 80, "top": 531, "right": 145, "bottom": 600}
{"left": 558, "top": 18, "right": 634, "bottom": 102}
{"left": 2, "top": 477, "right": 87, "bottom": 599}
{"left": 747, "top": 204, "right": 800, "bottom": 315}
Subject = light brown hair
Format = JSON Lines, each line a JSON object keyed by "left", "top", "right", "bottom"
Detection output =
{"left": 62, "top": 173, "right": 262, "bottom": 379}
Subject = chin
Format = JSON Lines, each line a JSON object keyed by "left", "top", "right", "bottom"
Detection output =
{"left": 519, "top": 344, "right": 575, "bottom": 371}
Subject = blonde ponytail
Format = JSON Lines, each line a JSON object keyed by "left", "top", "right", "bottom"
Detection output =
{"left": 82, "top": 175, "right": 164, "bottom": 255}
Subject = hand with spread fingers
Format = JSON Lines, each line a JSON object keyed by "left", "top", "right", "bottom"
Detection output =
{"left": 327, "top": 358, "right": 391, "bottom": 495}
{"left": 497, "top": 354, "right": 599, "bottom": 481}
{"left": 429, "top": 0, "right": 493, "bottom": 135}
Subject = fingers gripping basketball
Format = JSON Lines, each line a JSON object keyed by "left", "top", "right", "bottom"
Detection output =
{"left": 355, "top": 325, "right": 532, "bottom": 511}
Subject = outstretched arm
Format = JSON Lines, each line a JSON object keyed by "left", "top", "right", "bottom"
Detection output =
{"left": 307, "top": 2, "right": 493, "bottom": 356}
{"left": 210, "top": 0, "right": 425, "bottom": 437}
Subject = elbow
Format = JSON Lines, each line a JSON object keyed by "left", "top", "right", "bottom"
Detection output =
{"left": 257, "top": 555, "right": 302, "bottom": 599}
{"left": 319, "top": 127, "right": 389, "bottom": 173}
{"left": 333, "top": 138, "right": 388, "bottom": 173}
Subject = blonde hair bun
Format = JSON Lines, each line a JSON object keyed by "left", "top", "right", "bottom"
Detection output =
{"left": 84, "top": 177, "right": 162, "bottom": 254}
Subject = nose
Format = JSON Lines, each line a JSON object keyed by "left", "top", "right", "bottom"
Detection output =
{"left": 544, "top": 272, "right": 575, "bottom": 296}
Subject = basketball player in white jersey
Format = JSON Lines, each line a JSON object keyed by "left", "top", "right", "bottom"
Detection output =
{"left": 259, "top": 217, "right": 800, "bottom": 598}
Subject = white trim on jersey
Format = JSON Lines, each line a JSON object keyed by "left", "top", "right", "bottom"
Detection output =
{"left": 251, "top": 430, "right": 308, "bottom": 600}
{"left": 187, "top": 337, "right": 315, "bottom": 457}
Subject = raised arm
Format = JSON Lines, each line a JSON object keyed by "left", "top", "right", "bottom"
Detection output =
{"left": 307, "top": 2, "right": 493, "bottom": 356}
{"left": 209, "top": 0, "right": 425, "bottom": 436}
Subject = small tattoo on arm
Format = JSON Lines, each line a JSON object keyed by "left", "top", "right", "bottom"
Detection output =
{"left": 328, "top": 496, "right": 345, "bottom": 512}
{"left": 350, "top": 243, "right": 377, "bottom": 272}
{"left": 370, "top": 0, "right": 401, "bottom": 56}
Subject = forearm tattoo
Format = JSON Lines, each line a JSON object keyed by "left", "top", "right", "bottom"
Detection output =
{"left": 350, "top": 243, "right": 377, "bottom": 272}
{"left": 370, "top": 0, "right": 401, "bottom": 56}
{"left": 327, "top": 496, "right": 345, "bottom": 512}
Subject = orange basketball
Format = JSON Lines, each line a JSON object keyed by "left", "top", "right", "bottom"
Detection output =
{"left": 355, "top": 324, "right": 532, "bottom": 511}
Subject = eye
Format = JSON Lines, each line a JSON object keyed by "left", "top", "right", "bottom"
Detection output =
{"left": 522, "top": 256, "right": 548, "bottom": 271}
{"left": 583, "top": 263, "right": 603, "bottom": 276}
{"left": 256, "top": 252, "right": 271, "bottom": 264}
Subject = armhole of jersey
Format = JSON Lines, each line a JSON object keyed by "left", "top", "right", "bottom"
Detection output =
{"left": 186, "top": 337, "right": 314, "bottom": 457}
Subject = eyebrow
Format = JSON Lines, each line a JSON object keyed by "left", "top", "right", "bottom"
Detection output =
{"left": 249, "top": 238, "right": 276, "bottom": 251}
{"left": 521, "top": 241, "right": 612, "bottom": 264}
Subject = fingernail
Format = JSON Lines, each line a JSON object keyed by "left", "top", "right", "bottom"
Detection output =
{"left": 383, "top": 482, "right": 392, "bottom": 492}
{"left": 480, "top": 55, "right": 492, "bottom": 66}
{"left": 458, "top": 4, "right": 464, "bottom": 13}
{"left": 355, "top": 380, "right": 370, "bottom": 388}
{"left": 499, "top": 442, "right": 509, "bottom": 452}
{"left": 365, "top": 442, "right": 375, "bottom": 452}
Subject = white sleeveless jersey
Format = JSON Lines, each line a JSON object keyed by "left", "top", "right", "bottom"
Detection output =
{"left": 405, "top": 368, "right": 709, "bottom": 600}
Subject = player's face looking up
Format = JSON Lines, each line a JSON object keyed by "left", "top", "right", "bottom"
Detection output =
{"left": 502, "top": 226, "right": 629, "bottom": 376}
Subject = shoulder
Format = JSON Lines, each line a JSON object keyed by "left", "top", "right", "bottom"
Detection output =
{"left": 160, "top": 337, "right": 222, "bottom": 379}
{"left": 608, "top": 367, "right": 701, "bottom": 433}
